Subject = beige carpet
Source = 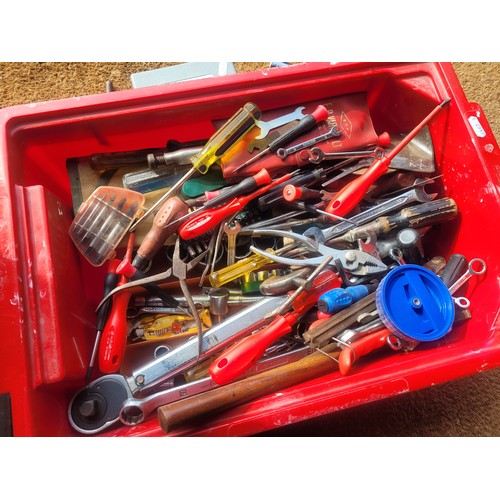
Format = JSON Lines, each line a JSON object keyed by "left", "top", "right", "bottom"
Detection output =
{"left": 1, "top": 62, "right": 498, "bottom": 436}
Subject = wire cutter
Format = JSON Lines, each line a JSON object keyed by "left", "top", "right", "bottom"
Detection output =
{"left": 249, "top": 229, "right": 388, "bottom": 276}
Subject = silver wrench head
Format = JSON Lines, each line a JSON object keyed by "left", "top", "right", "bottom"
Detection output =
{"left": 68, "top": 374, "right": 132, "bottom": 435}
{"left": 254, "top": 106, "right": 306, "bottom": 139}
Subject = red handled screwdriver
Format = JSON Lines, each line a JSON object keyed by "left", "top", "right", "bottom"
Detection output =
{"left": 202, "top": 168, "right": 272, "bottom": 209}
{"left": 209, "top": 268, "right": 341, "bottom": 385}
{"left": 324, "top": 99, "right": 450, "bottom": 218}
{"left": 178, "top": 171, "right": 296, "bottom": 240}
{"left": 98, "top": 233, "right": 135, "bottom": 374}
{"left": 232, "top": 105, "right": 330, "bottom": 173}
{"left": 85, "top": 258, "right": 121, "bottom": 385}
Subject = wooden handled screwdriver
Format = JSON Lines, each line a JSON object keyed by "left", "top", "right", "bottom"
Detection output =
{"left": 132, "top": 196, "right": 190, "bottom": 272}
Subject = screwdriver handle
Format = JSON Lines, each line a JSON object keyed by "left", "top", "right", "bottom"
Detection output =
{"left": 396, "top": 197, "right": 459, "bottom": 229}
{"left": 209, "top": 313, "right": 297, "bottom": 385}
{"left": 209, "top": 252, "right": 275, "bottom": 287}
{"left": 325, "top": 155, "right": 390, "bottom": 216}
{"left": 338, "top": 328, "right": 391, "bottom": 375}
{"left": 283, "top": 184, "right": 323, "bottom": 202}
{"left": 209, "top": 270, "right": 338, "bottom": 385}
{"left": 95, "top": 259, "right": 122, "bottom": 332}
{"left": 267, "top": 105, "right": 329, "bottom": 152}
{"left": 203, "top": 169, "right": 271, "bottom": 209}
{"left": 98, "top": 278, "right": 132, "bottom": 374}
{"left": 179, "top": 172, "right": 292, "bottom": 240}
{"left": 132, "top": 196, "right": 190, "bottom": 271}
{"left": 191, "top": 102, "right": 262, "bottom": 174}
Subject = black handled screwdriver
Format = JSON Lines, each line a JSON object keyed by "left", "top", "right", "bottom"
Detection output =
{"left": 232, "top": 105, "right": 330, "bottom": 173}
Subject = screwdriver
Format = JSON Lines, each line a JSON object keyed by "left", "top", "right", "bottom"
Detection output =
{"left": 132, "top": 196, "right": 190, "bottom": 272}
{"left": 85, "top": 258, "right": 121, "bottom": 385}
{"left": 98, "top": 233, "right": 135, "bottom": 374}
{"left": 202, "top": 168, "right": 272, "bottom": 209}
{"left": 324, "top": 98, "right": 451, "bottom": 218}
{"left": 209, "top": 268, "right": 340, "bottom": 385}
{"left": 232, "top": 105, "right": 330, "bottom": 173}
{"left": 129, "top": 102, "right": 262, "bottom": 231}
{"left": 178, "top": 171, "right": 296, "bottom": 240}
{"left": 328, "top": 197, "right": 459, "bottom": 244}
{"left": 317, "top": 283, "right": 377, "bottom": 315}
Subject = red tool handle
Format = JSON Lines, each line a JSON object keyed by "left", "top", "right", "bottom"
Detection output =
{"left": 98, "top": 282, "right": 132, "bottom": 374}
{"left": 179, "top": 172, "right": 292, "bottom": 240}
{"left": 209, "top": 270, "right": 340, "bottom": 385}
{"left": 209, "top": 313, "right": 297, "bottom": 385}
{"left": 325, "top": 155, "right": 390, "bottom": 216}
{"left": 325, "top": 99, "right": 450, "bottom": 218}
{"left": 98, "top": 233, "right": 134, "bottom": 374}
{"left": 338, "top": 328, "right": 391, "bottom": 376}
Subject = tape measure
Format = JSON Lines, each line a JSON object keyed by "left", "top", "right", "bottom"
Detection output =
{"left": 376, "top": 264, "right": 455, "bottom": 343}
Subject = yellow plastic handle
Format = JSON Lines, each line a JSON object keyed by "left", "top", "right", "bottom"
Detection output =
{"left": 209, "top": 251, "right": 274, "bottom": 287}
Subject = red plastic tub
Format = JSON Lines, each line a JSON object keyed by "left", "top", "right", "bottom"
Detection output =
{"left": 0, "top": 62, "right": 499, "bottom": 436}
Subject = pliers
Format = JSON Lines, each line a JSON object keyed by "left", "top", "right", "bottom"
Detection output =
{"left": 249, "top": 229, "right": 388, "bottom": 276}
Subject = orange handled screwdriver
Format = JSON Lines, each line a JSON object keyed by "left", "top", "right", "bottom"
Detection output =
{"left": 325, "top": 98, "right": 450, "bottom": 218}
{"left": 132, "top": 196, "right": 190, "bottom": 272}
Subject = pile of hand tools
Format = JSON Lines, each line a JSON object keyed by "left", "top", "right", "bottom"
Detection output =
{"left": 67, "top": 95, "right": 487, "bottom": 435}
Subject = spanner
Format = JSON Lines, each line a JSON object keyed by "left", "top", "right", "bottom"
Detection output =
{"left": 303, "top": 180, "right": 437, "bottom": 244}
{"left": 224, "top": 220, "right": 242, "bottom": 266}
{"left": 254, "top": 106, "right": 306, "bottom": 140}
{"left": 118, "top": 345, "right": 311, "bottom": 427}
{"left": 448, "top": 258, "right": 487, "bottom": 295}
{"left": 308, "top": 146, "right": 385, "bottom": 164}
{"left": 277, "top": 126, "right": 342, "bottom": 159}
{"left": 68, "top": 295, "right": 288, "bottom": 434}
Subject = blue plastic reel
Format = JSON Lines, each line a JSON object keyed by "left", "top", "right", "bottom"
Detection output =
{"left": 376, "top": 264, "right": 455, "bottom": 343}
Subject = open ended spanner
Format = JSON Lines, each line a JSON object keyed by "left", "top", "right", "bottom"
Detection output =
{"left": 68, "top": 295, "right": 288, "bottom": 434}
{"left": 277, "top": 125, "right": 342, "bottom": 159}
{"left": 254, "top": 106, "right": 306, "bottom": 140}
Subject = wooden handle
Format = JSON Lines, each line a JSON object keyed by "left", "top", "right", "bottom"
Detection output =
{"left": 157, "top": 344, "right": 340, "bottom": 434}
{"left": 136, "top": 196, "right": 189, "bottom": 262}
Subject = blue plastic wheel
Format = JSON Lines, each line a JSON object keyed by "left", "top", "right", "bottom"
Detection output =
{"left": 376, "top": 264, "right": 455, "bottom": 343}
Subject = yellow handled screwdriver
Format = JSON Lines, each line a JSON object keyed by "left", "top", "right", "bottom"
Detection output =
{"left": 129, "top": 102, "right": 262, "bottom": 232}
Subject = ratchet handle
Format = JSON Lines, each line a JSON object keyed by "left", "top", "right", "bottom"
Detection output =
{"left": 325, "top": 156, "right": 390, "bottom": 217}
{"left": 209, "top": 313, "right": 296, "bottom": 385}
{"left": 338, "top": 328, "right": 391, "bottom": 375}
